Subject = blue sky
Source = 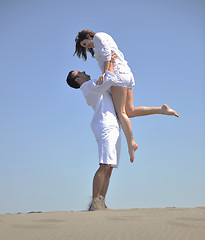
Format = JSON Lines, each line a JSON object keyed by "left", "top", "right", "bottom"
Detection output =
{"left": 0, "top": 0, "right": 204, "bottom": 213}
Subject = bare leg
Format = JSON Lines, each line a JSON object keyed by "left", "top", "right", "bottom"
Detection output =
{"left": 93, "top": 164, "right": 112, "bottom": 199}
{"left": 100, "top": 167, "right": 113, "bottom": 209}
{"left": 111, "top": 86, "right": 138, "bottom": 163}
{"left": 126, "top": 89, "right": 179, "bottom": 118}
{"left": 100, "top": 167, "right": 113, "bottom": 198}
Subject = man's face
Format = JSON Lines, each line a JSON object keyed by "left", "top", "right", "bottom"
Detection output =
{"left": 73, "top": 71, "right": 90, "bottom": 84}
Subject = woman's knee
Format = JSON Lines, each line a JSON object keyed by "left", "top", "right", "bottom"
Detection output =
{"left": 125, "top": 88, "right": 134, "bottom": 117}
{"left": 125, "top": 107, "right": 134, "bottom": 118}
{"left": 115, "top": 107, "right": 127, "bottom": 117}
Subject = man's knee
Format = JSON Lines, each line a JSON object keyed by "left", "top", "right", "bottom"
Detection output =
{"left": 107, "top": 167, "right": 113, "bottom": 178}
{"left": 99, "top": 164, "right": 111, "bottom": 172}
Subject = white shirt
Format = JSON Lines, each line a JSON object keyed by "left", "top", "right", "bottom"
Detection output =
{"left": 80, "top": 71, "right": 120, "bottom": 135}
{"left": 93, "top": 32, "right": 128, "bottom": 73}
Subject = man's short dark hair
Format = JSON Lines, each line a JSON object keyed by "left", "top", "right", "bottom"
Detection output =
{"left": 66, "top": 71, "right": 80, "bottom": 89}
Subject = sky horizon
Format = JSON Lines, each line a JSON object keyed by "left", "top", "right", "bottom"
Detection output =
{"left": 0, "top": 0, "right": 204, "bottom": 213}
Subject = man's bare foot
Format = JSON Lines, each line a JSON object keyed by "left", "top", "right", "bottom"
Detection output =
{"left": 161, "top": 104, "right": 179, "bottom": 117}
{"left": 129, "top": 143, "right": 138, "bottom": 163}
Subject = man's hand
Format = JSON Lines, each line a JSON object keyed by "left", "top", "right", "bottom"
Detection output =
{"left": 96, "top": 73, "right": 106, "bottom": 85}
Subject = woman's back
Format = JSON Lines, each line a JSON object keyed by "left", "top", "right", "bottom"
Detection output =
{"left": 93, "top": 32, "right": 128, "bottom": 72}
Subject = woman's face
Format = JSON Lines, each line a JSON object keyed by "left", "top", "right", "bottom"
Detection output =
{"left": 80, "top": 39, "right": 94, "bottom": 49}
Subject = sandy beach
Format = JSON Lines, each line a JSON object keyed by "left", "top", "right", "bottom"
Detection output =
{"left": 0, "top": 207, "right": 205, "bottom": 240}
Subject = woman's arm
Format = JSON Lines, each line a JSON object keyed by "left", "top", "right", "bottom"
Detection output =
{"left": 104, "top": 61, "right": 110, "bottom": 73}
{"left": 97, "top": 53, "right": 116, "bottom": 84}
{"left": 97, "top": 61, "right": 109, "bottom": 85}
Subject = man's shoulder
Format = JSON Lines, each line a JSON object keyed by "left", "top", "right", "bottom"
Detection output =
{"left": 80, "top": 79, "right": 96, "bottom": 93}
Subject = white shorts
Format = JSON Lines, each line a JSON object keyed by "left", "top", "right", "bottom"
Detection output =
{"left": 94, "top": 126, "right": 121, "bottom": 168}
{"left": 113, "top": 65, "right": 135, "bottom": 89}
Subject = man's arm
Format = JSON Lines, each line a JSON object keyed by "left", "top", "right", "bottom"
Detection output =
{"left": 89, "top": 69, "right": 117, "bottom": 95}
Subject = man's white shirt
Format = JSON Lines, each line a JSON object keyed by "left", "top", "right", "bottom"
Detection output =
{"left": 80, "top": 71, "right": 120, "bottom": 137}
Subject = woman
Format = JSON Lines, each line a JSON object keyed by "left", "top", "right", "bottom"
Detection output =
{"left": 74, "top": 30, "right": 178, "bottom": 162}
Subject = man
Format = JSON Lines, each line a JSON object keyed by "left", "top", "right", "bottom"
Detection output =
{"left": 66, "top": 61, "right": 121, "bottom": 210}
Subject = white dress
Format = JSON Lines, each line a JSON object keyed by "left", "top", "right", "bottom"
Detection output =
{"left": 93, "top": 32, "right": 135, "bottom": 89}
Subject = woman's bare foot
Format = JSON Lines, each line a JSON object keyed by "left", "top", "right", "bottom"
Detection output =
{"left": 161, "top": 104, "right": 179, "bottom": 117}
{"left": 129, "top": 143, "right": 138, "bottom": 163}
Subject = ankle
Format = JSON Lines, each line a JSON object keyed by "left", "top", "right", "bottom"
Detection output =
{"left": 129, "top": 141, "right": 136, "bottom": 147}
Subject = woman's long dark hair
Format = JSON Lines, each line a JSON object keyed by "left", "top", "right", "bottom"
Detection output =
{"left": 73, "top": 30, "right": 96, "bottom": 61}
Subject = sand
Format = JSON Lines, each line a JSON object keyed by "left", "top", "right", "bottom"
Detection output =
{"left": 0, "top": 207, "right": 205, "bottom": 240}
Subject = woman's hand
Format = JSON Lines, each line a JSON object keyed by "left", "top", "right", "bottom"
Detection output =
{"left": 111, "top": 52, "right": 117, "bottom": 63}
{"left": 96, "top": 73, "right": 106, "bottom": 85}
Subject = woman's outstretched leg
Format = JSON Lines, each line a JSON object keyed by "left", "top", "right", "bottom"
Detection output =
{"left": 111, "top": 86, "right": 138, "bottom": 163}
{"left": 125, "top": 89, "right": 179, "bottom": 118}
